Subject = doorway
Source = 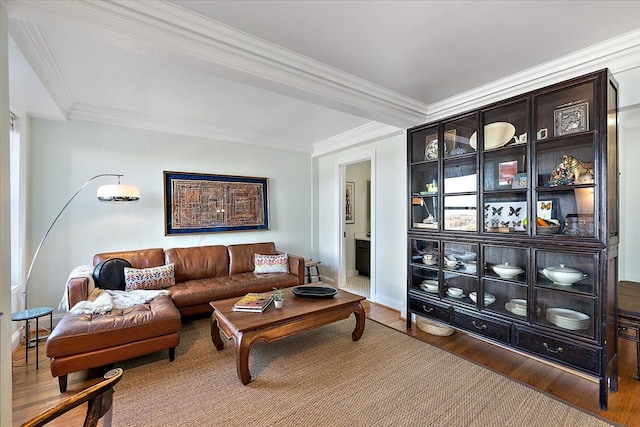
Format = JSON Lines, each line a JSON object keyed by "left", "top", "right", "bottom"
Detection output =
{"left": 341, "top": 159, "right": 372, "bottom": 299}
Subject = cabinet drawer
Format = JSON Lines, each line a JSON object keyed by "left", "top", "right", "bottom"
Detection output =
{"left": 409, "top": 297, "right": 450, "bottom": 323}
{"left": 453, "top": 309, "right": 510, "bottom": 344}
{"left": 514, "top": 327, "right": 601, "bottom": 374}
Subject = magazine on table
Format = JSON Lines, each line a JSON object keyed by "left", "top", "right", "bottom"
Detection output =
{"left": 232, "top": 292, "right": 273, "bottom": 312}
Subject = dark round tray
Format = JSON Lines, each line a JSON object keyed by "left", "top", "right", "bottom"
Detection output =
{"left": 291, "top": 286, "right": 337, "bottom": 299}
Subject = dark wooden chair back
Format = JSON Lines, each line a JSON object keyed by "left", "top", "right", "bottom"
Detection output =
{"left": 21, "top": 368, "right": 123, "bottom": 427}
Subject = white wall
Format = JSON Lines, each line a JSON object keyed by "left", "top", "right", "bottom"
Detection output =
{"left": 26, "top": 118, "right": 313, "bottom": 311}
{"left": 316, "top": 132, "right": 406, "bottom": 311}
{"left": 0, "top": 4, "right": 13, "bottom": 425}
{"left": 615, "top": 67, "right": 640, "bottom": 282}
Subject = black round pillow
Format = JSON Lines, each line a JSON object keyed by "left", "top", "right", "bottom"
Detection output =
{"left": 92, "top": 258, "right": 132, "bottom": 290}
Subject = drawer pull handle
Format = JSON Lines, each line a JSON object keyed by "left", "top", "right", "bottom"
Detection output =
{"left": 422, "top": 305, "right": 433, "bottom": 313}
{"left": 543, "top": 343, "right": 563, "bottom": 354}
{"left": 472, "top": 321, "right": 487, "bottom": 330}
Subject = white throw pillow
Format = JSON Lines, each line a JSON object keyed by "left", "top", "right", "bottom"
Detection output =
{"left": 254, "top": 253, "right": 289, "bottom": 274}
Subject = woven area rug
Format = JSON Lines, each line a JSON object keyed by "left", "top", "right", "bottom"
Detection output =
{"left": 112, "top": 317, "right": 614, "bottom": 426}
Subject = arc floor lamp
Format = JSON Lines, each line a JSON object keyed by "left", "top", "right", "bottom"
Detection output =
{"left": 20, "top": 173, "right": 140, "bottom": 311}
{"left": 12, "top": 173, "right": 139, "bottom": 368}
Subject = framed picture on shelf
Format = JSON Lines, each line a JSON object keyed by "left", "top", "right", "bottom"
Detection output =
{"left": 511, "top": 172, "right": 528, "bottom": 189}
{"left": 498, "top": 160, "right": 518, "bottom": 187}
{"left": 345, "top": 182, "right": 355, "bottom": 224}
{"left": 554, "top": 101, "right": 589, "bottom": 136}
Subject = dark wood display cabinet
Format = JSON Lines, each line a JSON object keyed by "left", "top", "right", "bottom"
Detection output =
{"left": 406, "top": 69, "right": 619, "bottom": 410}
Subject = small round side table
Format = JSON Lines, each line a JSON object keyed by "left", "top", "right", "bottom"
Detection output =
{"left": 11, "top": 306, "right": 53, "bottom": 370}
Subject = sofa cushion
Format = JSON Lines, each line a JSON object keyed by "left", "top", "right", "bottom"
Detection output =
{"left": 169, "top": 273, "right": 299, "bottom": 310}
{"left": 228, "top": 242, "right": 276, "bottom": 275}
{"left": 254, "top": 253, "right": 289, "bottom": 273}
{"left": 124, "top": 264, "right": 176, "bottom": 291}
{"left": 165, "top": 245, "right": 229, "bottom": 282}
{"left": 94, "top": 248, "right": 165, "bottom": 269}
{"left": 92, "top": 258, "right": 131, "bottom": 290}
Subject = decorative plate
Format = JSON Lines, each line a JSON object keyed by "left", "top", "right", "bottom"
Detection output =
{"left": 291, "top": 286, "right": 337, "bottom": 299}
{"left": 425, "top": 139, "right": 438, "bottom": 160}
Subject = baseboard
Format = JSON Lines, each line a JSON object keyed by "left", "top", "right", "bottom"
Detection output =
{"left": 12, "top": 330, "right": 22, "bottom": 352}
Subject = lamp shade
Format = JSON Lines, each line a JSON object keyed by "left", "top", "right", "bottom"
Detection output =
{"left": 97, "top": 184, "right": 140, "bottom": 202}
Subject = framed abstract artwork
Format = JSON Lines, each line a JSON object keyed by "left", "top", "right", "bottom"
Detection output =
{"left": 345, "top": 182, "right": 355, "bottom": 224}
{"left": 164, "top": 171, "right": 269, "bottom": 234}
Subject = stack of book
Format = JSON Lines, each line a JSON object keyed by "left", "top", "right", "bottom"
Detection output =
{"left": 232, "top": 292, "right": 273, "bottom": 312}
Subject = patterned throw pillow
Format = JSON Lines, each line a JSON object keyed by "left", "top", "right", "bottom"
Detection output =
{"left": 124, "top": 264, "right": 176, "bottom": 291}
{"left": 254, "top": 253, "right": 289, "bottom": 274}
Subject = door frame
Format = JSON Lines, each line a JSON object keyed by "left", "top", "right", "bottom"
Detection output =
{"left": 336, "top": 150, "right": 376, "bottom": 301}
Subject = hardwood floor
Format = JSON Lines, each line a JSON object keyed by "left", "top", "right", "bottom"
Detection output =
{"left": 12, "top": 301, "right": 640, "bottom": 426}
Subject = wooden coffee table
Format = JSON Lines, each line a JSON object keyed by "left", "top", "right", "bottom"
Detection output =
{"left": 209, "top": 285, "right": 365, "bottom": 385}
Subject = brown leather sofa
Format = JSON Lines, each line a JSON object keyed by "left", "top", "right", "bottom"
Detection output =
{"left": 46, "top": 242, "right": 304, "bottom": 392}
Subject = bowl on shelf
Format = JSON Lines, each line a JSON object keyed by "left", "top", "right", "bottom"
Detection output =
{"left": 469, "top": 292, "right": 496, "bottom": 306}
{"left": 492, "top": 263, "right": 523, "bottom": 279}
{"left": 447, "top": 287, "right": 464, "bottom": 297}
{"left": 420, "top": 279, "right": 439, "bottom": 292}
{"left": 423, "top": 254, "right": 438, "bottom": 266}
{"left": 469, "top": 122, "right": 516, "bottom": 150}
{"left": 539, "top": 264, "right": 587, "bottom": 286}
{"left": 537, "top": 219, "right": 561, "bottom": 235}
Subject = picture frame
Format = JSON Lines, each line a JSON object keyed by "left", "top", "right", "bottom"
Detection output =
{"left": 511, "top": 172, "right": 528, "bottom": 189}
{"left": 164, "top": 171, "right": 269, "bottom": 235}
{"left": 498, "top": 160, "right": 518, "bottom": 187}
{"left": 554, "top": 101, "right": 589, "bottom": 136}
{"left": 345, "top": 182, "right": 355, "bottom": 224}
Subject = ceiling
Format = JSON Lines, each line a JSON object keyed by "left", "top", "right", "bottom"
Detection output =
{"left": 5, "top": 1, "right": 640, "bottom": 154}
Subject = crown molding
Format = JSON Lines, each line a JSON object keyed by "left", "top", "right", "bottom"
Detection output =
{"left": 7, "top": 0, "right": 428, "bottom": 128}
{"left": 313, "top": 122, "right": 402, "bottom": 157}
{"left": 8, "top": 19, "right": 72, "bottom": 117}
{"left": 426, "top": 28, "right": 640, "bottom": 123}
{"left": 69, "top": 103, "right": 312, "bottom": 153}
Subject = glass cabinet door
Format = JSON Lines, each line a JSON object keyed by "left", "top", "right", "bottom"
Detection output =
{"left": 409, "top": 239, "right": 440, "bottom": 296}
{"left": 411, "top": 162, "right": 439, "bottom": 230}
{"left": 534, "top": 249, "right": 596, "bottom": 339}
{"left": 442, "top": 241, "right": 477, "bottom": 306}
{"left": 480, "top": 100, "right": 529, "bottom": 234}
{"left": 409, "top": 125, "right": 439, "bottom": 230}
{"left": 442, "top": 115, "right": 478, "bottom": 232}
{"left": 483, "top": 245, "right": 528, "bottom": 317}
{"left": 533, "top": 80, "right": 596, "bottom": 239}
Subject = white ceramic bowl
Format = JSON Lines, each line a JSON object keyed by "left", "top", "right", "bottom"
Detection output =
{"left": 420, "top": 279, "right": 439, "bottom": 292}
{"left": 423, "top": 254, "right": 437, "bottom": 266}
{"left": 469, "top": 122, "right": 516, "bottom": 150}
{"left": 469, "top": 292, "right": 496, "bottom": 305}
{"left": 492, "top": 263, "right": 523, "bottom": 279}
{"left": 447, "top": 287, "right": 463, "bottom": 296}
{"left": 445, "top": 259, "right": 458, "bottom": 268}
{"left": 539, "top": 264, "right": 587, "bottom": 286}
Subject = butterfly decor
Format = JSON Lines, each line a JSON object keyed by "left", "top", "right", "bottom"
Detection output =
{"left": 484, "top": 201, "right": 552, "bottom": 232}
